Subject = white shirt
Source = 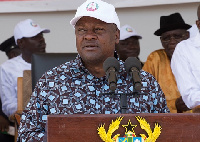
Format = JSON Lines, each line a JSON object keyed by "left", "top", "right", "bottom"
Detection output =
{"left": 171, "top": 28, "right": 200, "bottom": 109}
{"left": 0, "top": 55, "right": 31, "bottom": 117}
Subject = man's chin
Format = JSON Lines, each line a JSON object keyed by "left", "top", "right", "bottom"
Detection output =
{"left": 39, "top": 50, "right": 46, "bottom": 53}
{"left": 81, "top": 54, "right": 103, "bottom": 64}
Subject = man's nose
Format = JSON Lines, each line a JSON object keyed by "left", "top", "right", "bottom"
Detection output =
{"left": 168, "top": 36, "right": 178, "bottom": 43}
{"left": 84, "top": 30, "right": 97, "bottom": 40}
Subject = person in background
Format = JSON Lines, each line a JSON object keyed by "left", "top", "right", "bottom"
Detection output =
{"left": 115, "top": 24, "right": 144, "bottom": 67}
{"left": 171, "top": 4, "right": 200, "bottom": 111}
{"left": 143, "top": 12, "right": 191, "bottom": 113}
{"left": 0, "top": 36, "right": 20, "bottom": 142}
{"left": 0, "top": 36, "right": 21, "bottom": 59}
{"left": 17, "top": 0, "right": 169, "bottom": 141}
{"left": 0, "top": 19, "right": 50, "bottom": 121}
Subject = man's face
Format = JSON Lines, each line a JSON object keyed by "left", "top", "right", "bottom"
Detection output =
{"left": 160, "top": 29, "right": 189, "bottom": 60}
{"left": 20, "top": 32, "right": 46, "bottom": 56}
{"left": 115, "top": 36, "right": 140, "bottom": 62}
{"left": 75, "top": 16, "right": 119, "bottom": 65}
{"left": 196, "top": 19, "right": 200, "bottom": 30}
{"left": 196, "top": 6, "right": 200, "bottom": 30}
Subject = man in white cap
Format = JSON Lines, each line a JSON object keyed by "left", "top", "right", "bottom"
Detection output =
{"left": 115, "top": 24, "right": 143, "bottom": 67}
{"left": 17, "top": 0, "right": 169, "bottom": 141}
{"left": 0, "top": 19, "right": 50, "bottom": 120}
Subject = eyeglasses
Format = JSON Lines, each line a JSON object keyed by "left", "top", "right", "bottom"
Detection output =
{"left": 160, "top": 34, "right": 186, "bottom": 43}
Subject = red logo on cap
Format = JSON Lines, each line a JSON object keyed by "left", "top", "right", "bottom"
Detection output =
{"left": 86, "top": 2, "right": 99, "bottom": 11}
{"left": 126, "top": 27, "right": 133, "bottom": 32}
{"left": 30, "top": 22, "right": 38, "bottom": 27}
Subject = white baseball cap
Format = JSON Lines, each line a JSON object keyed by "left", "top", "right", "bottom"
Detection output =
{"left": 14, "top": 19, "right": 50, "bottom": 45}
{"left": 70, "top": 0, "right": 120, "bottom": 30}
{"left": 120, "top": 24, "right": 142, "bottom": 40}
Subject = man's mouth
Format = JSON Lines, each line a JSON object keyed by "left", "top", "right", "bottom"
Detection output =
{"left": 83, "top": 45, "right": 98, "bottom": 50}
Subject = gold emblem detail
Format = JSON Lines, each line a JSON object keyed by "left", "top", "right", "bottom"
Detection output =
{"left": 122, "top": 119, "right": 137, "bottom": 136}
{"left": 97, "top": 116, "right": 162, "bottom": 142}
{"left": 97, "top": 116, "right": 123, "bottom": 142}
{"left": 136, "top": 116, "right": 162, "bottom": 142}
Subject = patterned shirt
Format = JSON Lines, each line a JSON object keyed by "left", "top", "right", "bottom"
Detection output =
{"left": 18, "top": 55, "right": 169, "bottom": 142}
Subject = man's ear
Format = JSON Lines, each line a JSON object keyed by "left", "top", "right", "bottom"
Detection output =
{"left": 196, "top": 20, "right": 200, "bottom": 30}
{"left": 17, "top": 39, "right": 23, "bottom": 49}
{"left": 115, "top": 29, "right": 120, "bottom": 44}
{"left": 160, "top": 36, "right": 164, "bottom": 45}
{"left": 185, "top": 31, "right": 190, "bottom": 39}
{"left": 160, "top": 36, "right": 162, "bottom": 42}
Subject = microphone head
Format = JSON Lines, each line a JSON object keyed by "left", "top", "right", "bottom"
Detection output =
{"left": 103, "top": 57, "right": 120, "bottom": 72}
{"left": 124, "top": 57, "right": 141, "bottom": 72}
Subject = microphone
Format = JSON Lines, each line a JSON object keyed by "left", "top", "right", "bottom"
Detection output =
{"left": 124, "top": 57, "right": 142, "bottom": 91}
{"left": 103, "top": 57, "right": 120, "bottom": 92}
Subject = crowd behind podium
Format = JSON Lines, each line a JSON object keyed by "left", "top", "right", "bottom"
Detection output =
{"left": 0, "top": 0, "right": 200, "bottom": 142}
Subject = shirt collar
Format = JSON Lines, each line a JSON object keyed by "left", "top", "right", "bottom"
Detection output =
{"left": 190, "top": 31, "right": 200, "bottom": 48}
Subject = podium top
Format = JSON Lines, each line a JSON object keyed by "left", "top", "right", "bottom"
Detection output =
{"left": 47, "top": 113, "right": 200, "bottom": 142}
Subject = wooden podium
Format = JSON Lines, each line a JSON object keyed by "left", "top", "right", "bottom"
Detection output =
{"left": 47, "top": 113, "right": 200, "bottom": 142}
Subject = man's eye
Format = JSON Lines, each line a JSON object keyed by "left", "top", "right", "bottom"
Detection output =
{"left": 78, "top": 28, "right": 86, "bottom": 32}
{"left": 77, "top": 28, "right": 87, "bottom": 35}
{"left": 161, "top": 36, "right": 170, "bottom": 41}
{"left": 95, "top": 28, "right": 105, "bottom": 33}
{"left": 120, "top": 42, "right": 127, "bottom": 45}
{"left": 31, "top": 36, "right": 37, "bottom": 39}
{"left": 95, "top": 28, "right": 104, "bottom": 31}
{"left": 173, "top": 35, "right": 182, "bottom": 39}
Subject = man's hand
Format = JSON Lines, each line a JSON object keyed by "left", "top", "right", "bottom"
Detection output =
{"left": 0, "top": 115, "right": 9, "bottom": 132}
{"left": 192, "top": 105, "right": 200, "bottom": 113}
{"left": 175, "top": 96, "right": 190, "bottom": 113}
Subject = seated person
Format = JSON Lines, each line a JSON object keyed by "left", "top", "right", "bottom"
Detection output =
{"left": 143, "top": 13, "right": 191, "bottom": 113}
{"left": 115, "top": 24, "right": 144, "bottom": 67}
{"left": 17, "top": 0, "right": 169, "bottom": 141}
{"left": 0, "top": 36, "right": 21, "bottom": 59}
{"left": 0, "top": 36, "right": 21, "bottom": 142}
{"left": 0, "top": 19, "right": 50, "bottom": 120}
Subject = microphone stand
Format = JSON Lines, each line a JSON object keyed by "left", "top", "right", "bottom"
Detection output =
{"left": 101, "top": 91, "right": 140, "bottom": 114}
{"left": 120, "top": 94, "right": 127, "bottom": 114}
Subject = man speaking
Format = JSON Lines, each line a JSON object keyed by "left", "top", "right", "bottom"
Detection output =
{"left": 18, "top": 0, "right": 169, "bottom": 141}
